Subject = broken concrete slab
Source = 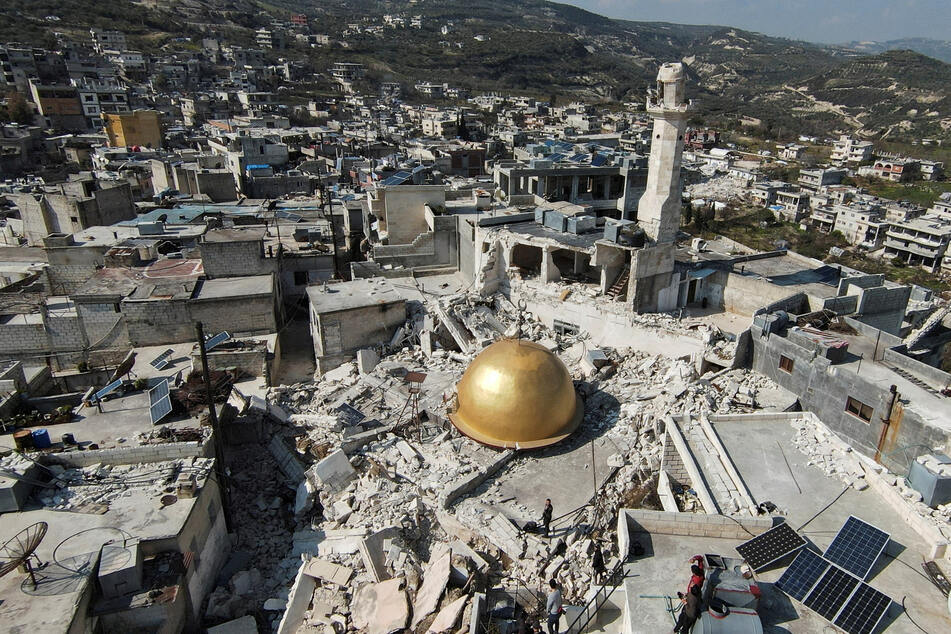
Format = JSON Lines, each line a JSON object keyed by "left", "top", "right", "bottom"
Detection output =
{"left": 351, "top": 578, "right": 409, "bottom": 634}
{"left": 323, "top": 362, "right": 356, "bottom": 382}
{"left": 207, "top": 615, "right": 258, "bottom": 634}
{"left": 360, "top": 525, "right": 400, "bottom": 583}
{"left": 276, "top": 560, "right": 317, "bottom": 634}
{"left": 312, "top": 449, "right": 357, "bottom": 493}
{"left": 357, "top": 348, "right": 380, "bottom": 375}
{"left": 303, "top": 557, "right": 353, "bottom": 587}
{"left": 428, "top": 594, "right": 468, "bottom": 633}
{"left": 412, "top": 550, "right": 452, "bottom": 628}
{"left": 450, "top": 539, "right": 489, "bottom": 573}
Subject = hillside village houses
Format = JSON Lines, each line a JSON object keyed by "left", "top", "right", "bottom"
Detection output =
{"left": 0, "top": 16, "right": 949, "bottom": 634}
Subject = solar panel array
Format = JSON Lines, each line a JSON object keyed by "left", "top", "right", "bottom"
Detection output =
{"left": 148, "top": 380, "right": 173, "bottom": 425}
{"left": 823, "top": 516, "right": 889, "bottom": 580}
{"left": 149, "top": 348, "right": 174, "bottom": 370}
{"left": 736, "top": 522, "right": 806, "bottom": 571}
{"left": 776, "top": 525, "right": 893, "bottom": 634}
{"left": 380, "top": 171, "right": 412, "bottom": 186}
{"left": 204, "top": 331, "right": 231, "bottom": 351}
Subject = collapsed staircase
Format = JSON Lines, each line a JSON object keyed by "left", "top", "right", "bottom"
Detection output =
{"left": 606, "top": 265, "right": 630, "bottom": 301}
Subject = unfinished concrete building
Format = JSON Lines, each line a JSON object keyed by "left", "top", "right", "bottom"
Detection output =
{"left": 11, "top": 178, "right": 136, "bottom": 245}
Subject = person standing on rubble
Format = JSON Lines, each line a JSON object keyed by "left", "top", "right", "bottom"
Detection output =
{"left": 542, "top": 498, "right": 553, "bottom": 536}
{"left": 592, "top": 543, "right": 607, "bottom": 584}
{"left": 546, "top": 579, "right": 563, "bottom": 634}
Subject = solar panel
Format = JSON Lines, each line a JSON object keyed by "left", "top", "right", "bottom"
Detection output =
{"left": 591, "top": 154, "right": 608, "bottom": 167}
{"left": 823, "top": 516, "right": 889, "bottom": 580}
{"left": 275, "top": 210, "right": 302, "bottom": 222}
{"left": 149, "top": 349, "right": 174, "bottom": 370}
{"left": 149, "top": 395, "right": 173, "bottom": 425}
{"left": 833, "top": 582, "right": 892, "bottom": 634}
{"left": 776, "top": 548, "right": 829, "bottom": 602}
{"left": 804, "top": 565, "right": 860, "bottom": 621}
{"left": 148, "top": 380, "right": 170, "bottom": 406}
{"left": 92, "top": 379, "right": 124, "bottom": 403}
{"left": 569, "top": 153, "right": 588, "bottom": 162}
{"left": 204, "top": 331, "right": 231, "bottom": 351}
{"left": 736, "top": 522, "right": 807, "bottom": 571}
{"left": 547, "top": 153, "right": 566, "bottom": 162}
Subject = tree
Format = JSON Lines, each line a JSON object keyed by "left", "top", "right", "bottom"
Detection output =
{"left": 6, "top": 92, "right": 33, "bottom": 125}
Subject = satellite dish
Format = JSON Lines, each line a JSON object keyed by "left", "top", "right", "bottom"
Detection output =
{"left": 0, "top": 521, "right": 48, "bottom": 588}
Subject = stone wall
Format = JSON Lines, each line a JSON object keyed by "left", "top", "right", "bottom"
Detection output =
{"left": 199, "top": 239, "right": 272, "bottom": 279}
{"left": 123, "top": 299, "right": 194, "bottom": 346}
{"left": 45, "top": 246, "right": 109, "bottom": 295}
{"left": 43, "top": 436, "right": 213, "bottom": 468}
{"left": 190, "top": 295, "right": 276, "bottom": 336}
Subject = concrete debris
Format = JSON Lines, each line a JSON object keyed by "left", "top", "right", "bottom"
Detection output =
{"left": 247, "top": 290, "right": 790, "bottom": 626}
{"left": 427, "top": 594, "right": 469, "bottom": 633}
{"left": 411, "top": 550, "right": 452, "bottom": 628}
{"left": 351, "top": 577, "right": 409, "bottom": 634}
{"left": 33, "top": 457, "right": 214, "bottom": 513}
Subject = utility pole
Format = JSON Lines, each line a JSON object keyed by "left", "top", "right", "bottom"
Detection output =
{"left": 195, "top": 321, "right": 233, "bottom": 532}
{"left": 321, "top": 183, "right": 340, "bottom": 279}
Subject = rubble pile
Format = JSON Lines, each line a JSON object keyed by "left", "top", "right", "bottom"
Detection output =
{"left": 31, "top": 458, "right": 213, "bottom": 512}
{"left": 206, "top": 445, "right": 297, "bottom": 628}
{"left": 686, "top": 174, "right": 748, "bottom": 204}
{"left": 792, "top": 417, "right": 951, "bottom": 542}
{"left": 790, "top": 417, "right": 868, "bottom": 489}
{"left": 241, "top": 296, "right": 788, "bottom": 631}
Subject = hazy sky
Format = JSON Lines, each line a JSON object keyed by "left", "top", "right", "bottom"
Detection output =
{"left": 559, "top": 0, "right": 951, "bottom": 43}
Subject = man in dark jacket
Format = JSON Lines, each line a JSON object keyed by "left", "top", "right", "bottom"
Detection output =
{"left": 542, "top": 498, "right": 553, "bottom": 536}
{"left": 673, "top": 584, "right": 701, "bottom": 633}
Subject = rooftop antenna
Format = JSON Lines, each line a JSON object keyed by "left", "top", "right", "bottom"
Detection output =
{"left": 0, "top": 521, "right": 48, "bottom": 589}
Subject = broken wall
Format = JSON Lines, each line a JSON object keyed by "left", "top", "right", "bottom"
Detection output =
{"left": 748, "top": 324, "right": 951, "bottom": 472}
{"left": 380, "top": 186, "right": 445, "bottom": 245}
{"left": 313, "top": 301, "right": 406, "bottom": 373}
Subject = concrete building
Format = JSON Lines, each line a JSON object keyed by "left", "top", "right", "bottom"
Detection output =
{"left": 798, "top": 167, "right": 846, "bottom": 191}
{"left": 102, "top": 110, "right": 163, "bottom": 149}
{"left": 150, "top": 157, "right": 237, "bottom": 202}
{"left": 89, "top": 28, "right": 128, "bottom": 53}
{"left": 491, "top": 157, "right": 647, "bottom": 219}
{"left": 306, "top": 277, "right": 406, "bottom": 373}
{"left": 866, "top": 157, "right": 920, "bottom": 182}
{"left": 884, "top": 214, "right": 951, "bottom": 273}
{"left": 831, "top": 202, "right": 888, "bottom": 248}
{"left": 11, "top": 178, "right": 137, "bottom": 245}
{"left": 831, "top": 135, "right": 874, "bottom": 164}
{"left": 28, "top": 80, "right": 86, "bottom": 131}
{"left": 75, "top": 77, "right": 130, "bottom": 130}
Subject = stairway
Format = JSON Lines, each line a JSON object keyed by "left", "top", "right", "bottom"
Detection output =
{"left": 905, "top": 305, "right": 951, "bottom": 351}
{"left": 564, "top": 558, "right": 627, "bottom": 634}
{"left": 606, "top": 265, "right": 630, "bottom": 300}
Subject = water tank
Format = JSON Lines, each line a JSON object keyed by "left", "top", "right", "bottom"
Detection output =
{"left": 908, "top": 454, "right": 951, "bottom": 507}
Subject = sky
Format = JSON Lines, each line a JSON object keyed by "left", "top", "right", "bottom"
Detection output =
{"left": 559, "top": 0, "right": 951, "bottom": 44}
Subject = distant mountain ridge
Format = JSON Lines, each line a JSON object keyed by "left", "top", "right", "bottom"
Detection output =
{"left": 841, "top": 38, "right": 951, "bottom": 64}
{"left": 0, "top": 0, "right": 948, "bottom": 141}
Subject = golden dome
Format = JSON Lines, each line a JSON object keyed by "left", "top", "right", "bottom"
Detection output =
{"left": 449, "top": 339, "right": 583, "bottom": 449}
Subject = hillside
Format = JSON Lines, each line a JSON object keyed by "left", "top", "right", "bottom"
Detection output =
{"left": 1, "top": 0, "right": 949, "bottom": 142}
{"left": 843, "top": 38, "right": 951, "bottom": 64}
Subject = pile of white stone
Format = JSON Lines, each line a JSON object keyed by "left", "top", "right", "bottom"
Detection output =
{"left": 34, "top": 458, "right": 213, "bottom": 512}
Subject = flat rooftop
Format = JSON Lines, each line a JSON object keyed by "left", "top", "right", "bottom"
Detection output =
{"left": 0, "top": 462, "right": 209, "bottom": 633}
{"left": 192, "top": 274, "right": 273, "bottom": 301}
{"left": 306, "top": 277, "right": 404, "bottom": 314}
{"left": 624, "top": 414, "right": 951, "bottom": 633}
